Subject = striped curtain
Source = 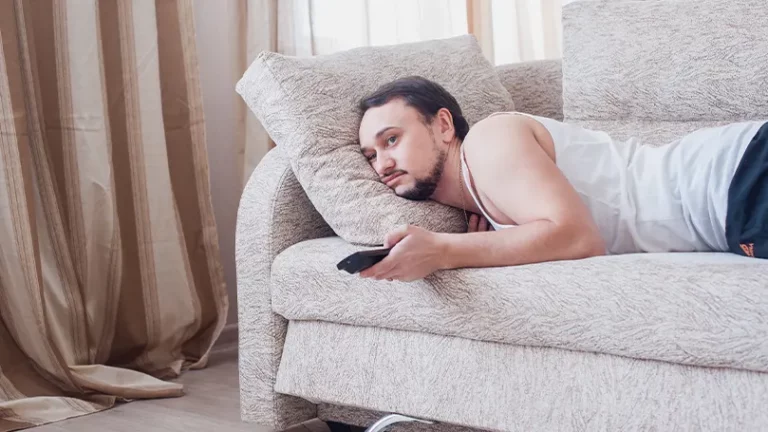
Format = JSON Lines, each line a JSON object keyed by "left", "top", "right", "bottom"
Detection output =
{"left": 0, "top": 0, "right": 227, "bottom": 430}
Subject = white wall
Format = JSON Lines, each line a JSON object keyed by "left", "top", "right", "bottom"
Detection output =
{"left": 193, "top": 0, "right": 242, "bottom": 324}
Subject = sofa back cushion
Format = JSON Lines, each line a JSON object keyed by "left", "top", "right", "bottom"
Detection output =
{"left": 562, "top": 0, "right": 768, "bottom": 144}
{"left": 495, "top": 60, "right": 563, "bottom": 121}
{"left": 236, "top": 35, "right": 514, "bottom": 245}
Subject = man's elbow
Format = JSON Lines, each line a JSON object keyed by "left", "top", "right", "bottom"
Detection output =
{"left": 559, "top": 223, "right": 606, "bottom": 260}
{"left": 573, "top": 231, "right": 606, "bottom": 259}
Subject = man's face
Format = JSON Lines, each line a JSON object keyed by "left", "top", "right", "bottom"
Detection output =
{"left": 359, "top": 99, "right": 446, "bottom": 200}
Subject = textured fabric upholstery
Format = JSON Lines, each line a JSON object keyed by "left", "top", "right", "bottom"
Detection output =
{"left": 235, "top": 147, "right": 334, "bottom": 428}
{"left": 562, "top": 0, "right": 768, "bottom": 122}
{"left": 272, "top": 237, "right": 768, "bottom": 373}
{"left": 276, "top": 321, "right": 768, "bottom": 432}
{"left": 236, "top": 35, "right": 515, "bottom": 246}
{"left": 495, "top": 59, "right": 563, "bottom": 120}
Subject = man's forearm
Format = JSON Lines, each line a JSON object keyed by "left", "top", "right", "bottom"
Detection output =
{"left": 437, "top": 220, "right": 605, "bottom": 269}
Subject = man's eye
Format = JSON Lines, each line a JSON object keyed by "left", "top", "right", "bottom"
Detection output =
{"left": 387, "top": 136, "right": 397, "bottom": 146}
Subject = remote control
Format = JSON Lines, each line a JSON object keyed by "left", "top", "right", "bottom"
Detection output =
{"left": 337, "top": 247, "right": 392, "bottom": 274}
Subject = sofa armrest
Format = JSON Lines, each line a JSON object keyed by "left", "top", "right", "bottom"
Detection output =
{"left": 496, "top": 59, "right": 563, "bottom": 120}
{"left": 235, "top": 146, "right": 334, "bottom": 428}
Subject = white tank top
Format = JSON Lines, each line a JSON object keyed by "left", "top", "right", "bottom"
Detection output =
{"left": 461, "top": 112, "right": 766, "bottom": 254}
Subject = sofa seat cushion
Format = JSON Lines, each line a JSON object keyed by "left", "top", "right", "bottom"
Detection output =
{"left": 271, "top": 237, "right": 768, "bottom": 373}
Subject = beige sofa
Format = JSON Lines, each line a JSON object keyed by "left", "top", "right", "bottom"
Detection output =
{"left": 235, "top": 1, "right": 768, "bottom": 431}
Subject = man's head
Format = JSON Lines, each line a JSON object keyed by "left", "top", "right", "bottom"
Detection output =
{"left": 358, "top": 76, "right": 468, "bottom": 201}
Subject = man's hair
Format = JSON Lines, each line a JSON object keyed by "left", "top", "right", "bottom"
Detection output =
{"left": 358, "top": 76, "right": 469, "bottom": 141}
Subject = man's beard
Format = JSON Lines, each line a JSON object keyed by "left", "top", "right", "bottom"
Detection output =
{"left": 399, "top": 148, "right": 447, "bottom": 201}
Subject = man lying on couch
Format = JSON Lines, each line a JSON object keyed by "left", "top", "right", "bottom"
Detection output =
{"left": 357, "top": 77, "right": 768, "bottom": 282}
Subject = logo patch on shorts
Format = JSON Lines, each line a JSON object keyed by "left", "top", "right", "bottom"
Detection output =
{"left": 740, "top": 243, "right": 755, "bottom": 257}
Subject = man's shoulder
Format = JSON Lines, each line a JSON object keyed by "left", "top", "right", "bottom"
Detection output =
{"left": 462, "top": 113, "right": 536, "bottom": 161}
{"left": 469, "top": 112, "right": 533, "bottom": 134}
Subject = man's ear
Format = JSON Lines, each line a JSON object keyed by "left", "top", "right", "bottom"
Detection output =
{"left": 435, "top": 108, "right": 456, "bottom": 143}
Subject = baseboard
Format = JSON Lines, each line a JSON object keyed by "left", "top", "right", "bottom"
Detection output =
{"left": 212, "top": 322, "right": 238, "bottom": 353}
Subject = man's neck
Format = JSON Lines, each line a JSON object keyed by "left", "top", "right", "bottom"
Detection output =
{"left": 431, "top": 141, "right": 482, "bottom": 214}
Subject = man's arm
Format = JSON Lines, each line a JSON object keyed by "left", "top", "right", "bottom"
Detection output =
{"left": 359, "top": 115, "right": 605, "bottom": 282}
{"left": 440, "top": 115, "right": 605, "bottom": 268}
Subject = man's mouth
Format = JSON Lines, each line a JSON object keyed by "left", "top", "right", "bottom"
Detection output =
{"left": 382, "top": 172, "right": 405, "bottom": 187}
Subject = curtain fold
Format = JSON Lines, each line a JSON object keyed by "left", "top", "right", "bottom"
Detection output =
{"left": 0, "top": 0, "right": 227, "bottom": 430}
{"left": 467, "top": 0, "right": 495, "bottom": 63}
{"left": 237, "top": 0, "right": 320, "bottom": 186}
{"left": 238, "top": 0, "right": 277, "bottom": 188}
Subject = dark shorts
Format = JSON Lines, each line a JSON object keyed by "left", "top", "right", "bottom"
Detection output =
{"left": 726, "top": 122, "right": 768, "bottom": 258}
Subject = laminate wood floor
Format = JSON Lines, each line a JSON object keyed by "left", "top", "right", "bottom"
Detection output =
{"left": 32, "top": 348, "right": 330, "bottom": 432}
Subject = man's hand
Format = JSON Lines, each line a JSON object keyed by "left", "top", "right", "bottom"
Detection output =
{"left": 467, "top": 213, "right": 493, "bottom": 233}
{"left": 359, "top": 224, "right": 447, "bottom": 282}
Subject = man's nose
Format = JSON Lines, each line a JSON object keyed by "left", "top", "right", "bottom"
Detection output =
{"left": 376, "top": 155, "right": 395, "bottom": 175}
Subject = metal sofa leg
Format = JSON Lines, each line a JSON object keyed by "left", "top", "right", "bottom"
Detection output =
{"left": 364, "top": 414, "right": 434, "bottom": 432}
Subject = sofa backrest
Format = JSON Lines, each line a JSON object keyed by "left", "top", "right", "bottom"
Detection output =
{"left": 495, "top": 60, "right": 564, "bottom": 121}
{"left": 561, "top": 0, "right": 768, "bottom": 145}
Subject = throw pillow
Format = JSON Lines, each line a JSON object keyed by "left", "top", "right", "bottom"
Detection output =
{"left": 236, "top": 35, "right": 515, "bottom": 245}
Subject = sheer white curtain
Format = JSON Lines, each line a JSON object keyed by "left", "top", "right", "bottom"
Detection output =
{"left": 227, "top": 0, "right": 564, "bottom": 183}
{"left": 490, "top": 0, "right": 563, "bottom": 65}
{"left": 309, "top": 0, "right": 469, "bottom": 54}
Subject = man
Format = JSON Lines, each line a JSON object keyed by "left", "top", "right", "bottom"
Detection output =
{"left": 356, "top": 76, "right": 768, "bottom": 282}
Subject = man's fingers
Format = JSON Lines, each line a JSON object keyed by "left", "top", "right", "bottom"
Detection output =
{"left": 468, "top": 214, "right": 479, "bottom": 232}
{"left": 374, "top": 260, "right": 400, "bottom": 280}
{"left": 384, "top": 224, "right": 410, "bottom": 248}
{"left": 384, "top": 273, "right": 401, "bottom": 282}
{"left": 364, "top": 258, "right": 401, "bottom": 281}
{"left": 478, "top": 216, "right": 489, "bottom": 232}
{"left": 360, "top": 262, "right": 385, "bottom": 278}
{"left": 379, "top": 268, "right": 404, "bottom": 282}
{"left": 360, "top": 257, "right": 395, "bottom": 279}
{"left": 359, "top": 261, "right": 385, "bottom": 278}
